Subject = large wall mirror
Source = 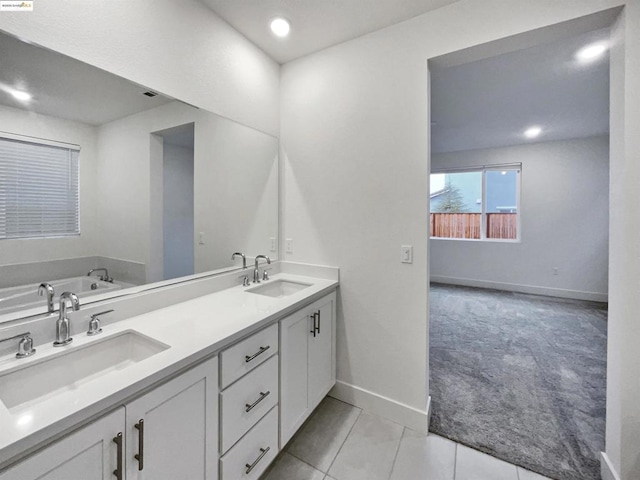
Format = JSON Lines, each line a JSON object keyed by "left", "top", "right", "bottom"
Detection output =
{"left": 0, "top": 30, "right": 278, "bottom": 321}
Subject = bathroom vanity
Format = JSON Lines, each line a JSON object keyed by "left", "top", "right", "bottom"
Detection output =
{"left": 0, "top": 266, "right": 338, "bottom": 480}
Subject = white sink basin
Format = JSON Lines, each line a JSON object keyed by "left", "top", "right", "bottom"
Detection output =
{"left": 0, "top": 331, "right": 169, "bottom": 411}
{"left": 247, "top": 279, "right": 312, "bottom": 298}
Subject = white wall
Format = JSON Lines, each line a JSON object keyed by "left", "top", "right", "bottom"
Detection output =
{"left": 606, "top": 4, "right": 640, "bottom": 480}
{"left": 280, "top": 0, "right": 631, "bottom": 442}
{"left": 431, "top": 136, "right": 609, "bottom": 301}
{"left": 0, "top": 105, "right": 99, "bottom": 265}
{"left": 96, "top": 101, "right": 279, "bottom": 281}
{"left": 193, "top": 115, "right": 279, "bottom": 273}
{"left": 163, "top": 143, "right": 195, "bottom": 280}
{"left": 0, "top": 0, "right": 280, "bottom": 137}
{"left": 96, "top": 102, "right": 198, "bottom": 281}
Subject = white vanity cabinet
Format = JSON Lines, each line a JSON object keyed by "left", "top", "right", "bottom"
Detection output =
{"left": 219, "top": 324, "right": 279, "bottom": 480}
{"left": 280, "top": 291, "right": 336, "bottom": 445}
{"left": 0, "top": 280, "right": 339, "bottom": 480}
{"left": 0, "top": 356, "right": 218, "bottom": 480}
{"left": 0, "top": 408, "right": 125, "bottom": 480}
{"left": 125, "top": 356, "right": 218, "bottom": 480}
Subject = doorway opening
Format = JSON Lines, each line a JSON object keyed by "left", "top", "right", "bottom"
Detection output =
{"left": 427, "top": 23, "right": 611, "bottom": 480}
{"left": 151, "top": 123, "right": 195, "bottom": 281}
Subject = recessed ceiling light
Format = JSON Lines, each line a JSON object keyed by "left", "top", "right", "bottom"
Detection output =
{"left": 524, "top": 126, "right": 542, "bottom": 139}
{"left": 10, "top": 89, "right": 31, "bottom": 102}
{"left": 576, "top": 43, "right": 607, "bottom": 62}
{"left": 270, "top": 17, "right": 290, "bottom": 38}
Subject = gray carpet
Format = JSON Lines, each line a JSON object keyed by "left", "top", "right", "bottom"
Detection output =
{"left": 429, "top": 283, "right": 607, "bottom": 480}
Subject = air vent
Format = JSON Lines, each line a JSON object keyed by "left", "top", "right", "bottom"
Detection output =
{"left": 143, "top": 91, "right": 157, "bottom": 97}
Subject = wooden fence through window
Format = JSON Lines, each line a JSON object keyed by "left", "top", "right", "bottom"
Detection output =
{"left": 430, "top": 213, "right": 517, "bottom": 240}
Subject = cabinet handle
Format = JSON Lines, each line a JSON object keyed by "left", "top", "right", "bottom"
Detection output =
{"left": 310, "top": 312, "right": 317, "bottom": 337}
{"left": 316, "top": 309, "right": 321, "bottom": 335}
{"left": 245, "top": 345, "right": 270, "bottom": 363}
{"left": 134, "top": 419, "right": 144, "bottom": 471}
{"left": 112, "top": 432, "right": 123, "bottom": 479}
{"left": 245, "top": 446, "right": 270, "bottom": 474}
{"left": 245, "top": 390, "right": 270, "bottom": 412}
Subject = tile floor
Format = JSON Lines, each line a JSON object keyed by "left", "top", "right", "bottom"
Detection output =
{"left": 260, "top": 397, "right": 552, "bottom": 480}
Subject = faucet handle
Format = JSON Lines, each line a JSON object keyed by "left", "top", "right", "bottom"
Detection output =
{"left": 0, "top": 332, "right": 36, "bottom": 359}
{"left": 87, "top": 310, "right": 114, "bottom": 336}
{"left": 238, "top": 274, "right": 251, "bottom": 287}
{"left": 262, "top": 268, "right": 272, "bottom": 281}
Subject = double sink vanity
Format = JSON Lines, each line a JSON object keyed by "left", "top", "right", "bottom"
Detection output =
{"left": 0, "top": 262, "right": 339, "bottom": 480}
{"left": 0, "top": 25, "right": 334, "bottom": 480}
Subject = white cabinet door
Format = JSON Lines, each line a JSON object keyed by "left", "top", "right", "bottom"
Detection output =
{"left": 308, "top": 293, "right": 336, "bottom": 410}
{"left": 279, "top": 308, "right": 310, "bottom": 446}
{"left": 0, "top": 408, "right": 125, "bottom": 480}
{"left": 126, "top": 356, "right": 218, "bottom": 480}
{"left": 280, "top": 291, "right": 337, "bottom": 446}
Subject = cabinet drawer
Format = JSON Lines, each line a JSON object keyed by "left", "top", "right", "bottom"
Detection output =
{"left": 220, "top": 407, "right": 278, "bottom": 480}
{"left": 220, "top": 323, "right": 278, "bottom": 389}
{"left": 220, "top": 355, "right": 278, "bottom": 452}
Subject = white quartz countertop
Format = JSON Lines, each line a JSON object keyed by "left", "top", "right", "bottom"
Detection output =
{"left": 0, "top": 272, "right": 338, "bottom": 468}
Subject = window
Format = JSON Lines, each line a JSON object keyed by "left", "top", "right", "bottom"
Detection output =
{"left": 0, "top": 135, "right": 80, "bottom": 240}
{"left": 430, "top": 165, "right": 520, "bottom": 241}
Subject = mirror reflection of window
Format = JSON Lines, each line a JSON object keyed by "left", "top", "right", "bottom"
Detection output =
{"left": 0, "top": 136, "right": 80, "bottom": 240}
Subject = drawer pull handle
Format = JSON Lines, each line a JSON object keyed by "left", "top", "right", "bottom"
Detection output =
{"left": 112, "top": 432, "right": 123, "bottom": 479}
{"left": 245, "top": 390, "right": 271, "bottom": 412}
{"left": 310, "top": 312, "right": 317, "bottom": 337}
{"left": 310, "top": 310, "right": 320, "bottom": 337}
{"left": 245, "top": 345, "right": 270, "bottom": 363}
{"left": 134, "top": 419, "right": 144, "bottom": 471}
{"left": 245, "top": 446, "right": 270, "bottom": 474}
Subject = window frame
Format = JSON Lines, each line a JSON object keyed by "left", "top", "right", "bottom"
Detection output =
{"left": 430, "top": 163, "right": 521, "bottom": 243}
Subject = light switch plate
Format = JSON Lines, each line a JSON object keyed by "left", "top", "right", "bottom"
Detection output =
{"left": 401, "top": 245, "right": 413, "bottom": 264}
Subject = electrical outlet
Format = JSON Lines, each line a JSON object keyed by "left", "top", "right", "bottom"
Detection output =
{"left": 270, "top": 237, "right": 276, "bottom": 252}
{"left": 553, "top": 267, "right": 559, "bottom": 275}
{"left": 198, "top": 232, "right": 205, "bottom": 245}
{"left": 401, "top": 245, "right": 413, "bottom": 264}
{"left": 286, "top": 238, "right": 293, "bottom": 254}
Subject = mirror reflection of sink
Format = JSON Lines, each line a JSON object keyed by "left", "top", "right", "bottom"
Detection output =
{"left": 0, "top": 331, "right": 169, "bottom": 411}
{"left": 247, "top": 279, "right": 312, "bottom": 298}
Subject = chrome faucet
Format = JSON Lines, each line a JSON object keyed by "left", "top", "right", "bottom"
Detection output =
{"left": 54, "top": 292, "right": 80, "bottom": 347}
{"left": 87, "top": 268, "right": 112, "bottom": 283}
{"left": 38, "top": 282, "right": 55, "bottom": 313}
{"left": 232, "top": 252, "right": 247, "bottom": 269}
{"left": 253, "top": 255, "right": 271, "bottom": 283}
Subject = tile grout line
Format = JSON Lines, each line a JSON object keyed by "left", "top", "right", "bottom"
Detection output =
{"left": 285, "top": 451, "right": 328, "bottom": 476}
{"left": 386, "top": 426, "right": 407, "bottom": 480}
{"left": 324, "top": 407, "right": 364, "bottom": 478}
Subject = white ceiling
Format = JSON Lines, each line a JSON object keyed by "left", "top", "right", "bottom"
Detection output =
{"left": 0, "top": 31, "right": 171, "bottom": 126}
{"left": 200, "top": 0, "right": 461, "bottom": 64}
{"left": 430, "top": 28, "right": 610, "bottom": 154}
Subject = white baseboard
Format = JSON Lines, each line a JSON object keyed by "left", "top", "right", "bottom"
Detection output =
{"left": 601, "top": 452, "right": 621, "bottom": 480}
{"left": 430, "top": 275, "right": 608, "bottom": 302}
{"left": 329, "top": 380, "right": 430, "bottom": 434}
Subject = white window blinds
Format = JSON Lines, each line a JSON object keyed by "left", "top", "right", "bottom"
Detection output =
{"left": 0, "top": 136, "right": 80, "bottom": 239}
